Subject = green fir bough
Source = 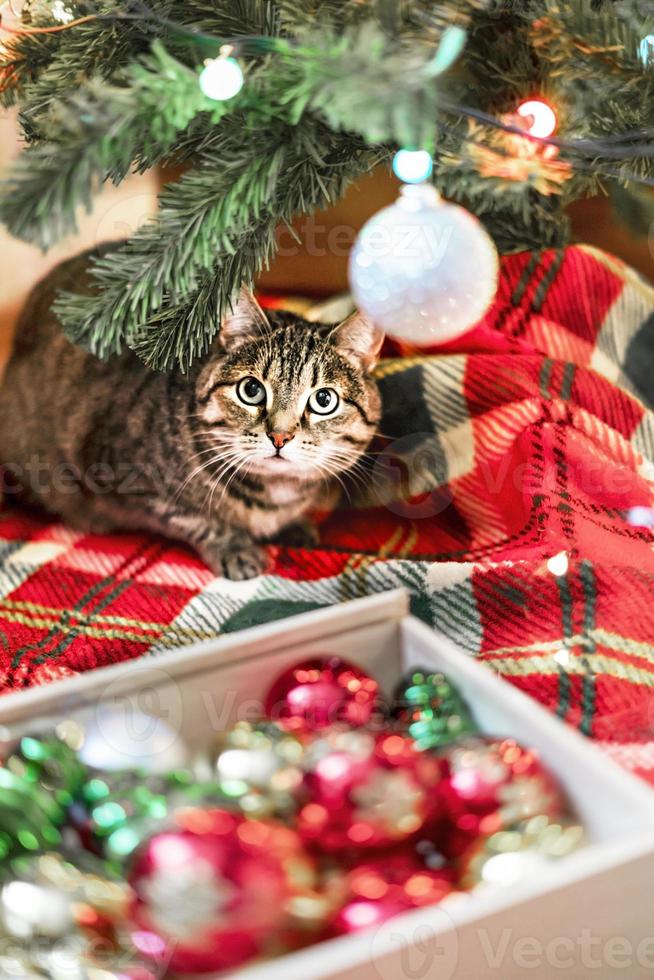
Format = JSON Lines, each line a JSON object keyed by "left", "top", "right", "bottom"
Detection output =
{"left": 2, "top": 0, "right": 654, "bottom": 369}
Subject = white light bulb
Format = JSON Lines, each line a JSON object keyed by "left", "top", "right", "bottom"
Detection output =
{"left": 51, "top": 0, "right": 74, "bottom": 23}
{"left": 640, "top": 35, "right": 654, "bottom": 66}
{"left": 546, "top": 551, "right": 569, "bottom": 577}
{"left": 516, "top": 100, "right": 557, "bottom": 139}
{"left": 199, "top": 56, "right": 244, "bottom": 101}
{"left": 392, "top": 149, "right": 434, "bottom": 184}
{"left": 627, "top": 505, "right": 654, "bottom": 527}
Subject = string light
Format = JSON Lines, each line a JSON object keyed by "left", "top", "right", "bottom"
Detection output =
{"left": 426, "top": 24, "right": 467, "bottom": 77}
{"left": 2, "top": 6, "right": 652, "bottom": 195}
{"left": 199, "top": 45, "right": 244, "bottom": 101}
{"left": 516, "top": 99, "right": 558, "bottom": 139}
{"left": 639, "top": 35, "right": 654, "bottom": 67}
{"left": 51, "top": 0, "right": 74, "bottom": 24}
{"left": 392, "top": 149, "right": 433, "bottom": 184}
{"left": 0, "top": 11, "right": 97, "bottom": 33}
{"left": 626, "top": 505, "right": 654, "bottom": 527}
{"left": 546, "top": 551, "right": 569, "bottom": 577}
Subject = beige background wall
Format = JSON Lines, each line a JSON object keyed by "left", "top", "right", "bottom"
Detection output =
{"left": 0, "top": 108, "right": 159, "bottom": 372}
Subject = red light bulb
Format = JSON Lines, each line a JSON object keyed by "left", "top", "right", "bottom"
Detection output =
{"left": 516, "top": 99, "right": 557, "bottom": 139}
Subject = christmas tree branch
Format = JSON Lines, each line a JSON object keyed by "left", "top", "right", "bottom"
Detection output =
{"left": 0, "top": 42, "right": 233, "bottom": 247}
{"left": 56, "top": 127, "right": 380, "bottom": 368}
{"left": 4, "top": 0, "right": 654, "bottom": 369}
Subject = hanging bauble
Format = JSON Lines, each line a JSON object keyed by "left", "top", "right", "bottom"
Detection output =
{"left": 330, "top": 850, "right": 454, "bottom": 935}
{"left": 392, "top": 668, "right": 477, "bottom": 750}
{"left": 77, "top": 705, "right": 188, "bottom": 774}
{"left": 209, "top": 721, "right": 304, "bottom": 819}
{"left": 458, "top": 814, "right": 583, "bottom": 891}
{"left": 297, "top": 729, "right": 442, "bottom": 853}
{"left": 128, "top": 812, "right": 315, "bottom": 974}
{"left": 264, "top": 656, "right": 382, "bottom": 736}
{"left": 349, "top": 184, "right": 499, "bottom": 346}
{"left": 438, "top": 736, "right": 564, "bottom": 857}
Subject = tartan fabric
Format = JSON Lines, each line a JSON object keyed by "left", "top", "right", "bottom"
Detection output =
{"left": 2, "top": 243, "right": 654, "bottom": 784}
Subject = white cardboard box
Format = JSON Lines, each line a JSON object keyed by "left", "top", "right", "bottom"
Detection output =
{"left": 2, "top": 589, "right": 654, "bottom": 979}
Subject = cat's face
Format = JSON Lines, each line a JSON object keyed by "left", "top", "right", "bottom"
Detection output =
{"left": 195, "top": 290, "right": 383, "bottom": 482}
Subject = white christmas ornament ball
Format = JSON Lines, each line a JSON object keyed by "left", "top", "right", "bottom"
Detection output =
{"left": 349, "top": 184, "right": 499, "bottom": 345}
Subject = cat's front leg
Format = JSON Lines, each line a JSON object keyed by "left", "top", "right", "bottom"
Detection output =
{"left": 169, "top": 515, "right": 269, "bottom": 580}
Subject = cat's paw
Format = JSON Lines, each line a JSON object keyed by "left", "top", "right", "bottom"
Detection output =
{"left": 221, "top": 545, "right": 269, "bottom": 580}
{"left": 274, "top": 519, "right": 320, "bottom": 550}
{"left": 200, "top": 540, "right": 269, "bottom": 580}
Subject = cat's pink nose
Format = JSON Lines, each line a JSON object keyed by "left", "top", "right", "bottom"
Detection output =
{"left": 268, "top": 431, "right": 294, "bottom": 450}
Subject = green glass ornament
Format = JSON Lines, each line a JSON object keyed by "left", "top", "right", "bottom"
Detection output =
{"left": 2, "top": 721, "right": 87, "bottom": 806}
{"left": 392, "top": 668, "right": 477, "bottom": 750}
{"left": 0, "top": 723, "right": 89, "bottom": 864}
{"left": 76, "top": 767, "right": 238, "bottom": 867}
{"left": 0, "top": 767, "right": 67, "bottom": 862}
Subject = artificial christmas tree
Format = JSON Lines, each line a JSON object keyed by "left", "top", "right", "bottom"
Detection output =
{"left": 2, "top": 0, "right": 654, "bottom": 368}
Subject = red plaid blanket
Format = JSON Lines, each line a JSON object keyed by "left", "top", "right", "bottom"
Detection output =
{"left": 2, "top": 244, "right": 654, "bottom": 783}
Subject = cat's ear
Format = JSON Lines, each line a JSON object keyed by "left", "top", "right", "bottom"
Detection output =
{"left": 219, "top": 287, "right": 268, "bottom": 350}
{"left": 333, "top": 311, "right": 384, "bottom": 373}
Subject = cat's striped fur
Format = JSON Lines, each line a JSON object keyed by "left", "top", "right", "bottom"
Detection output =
{"left": 0, "top": 250, "right": 382, "bottom": 578}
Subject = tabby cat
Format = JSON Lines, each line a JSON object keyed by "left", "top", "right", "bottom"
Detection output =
{"left": 0, "top": 250, "right": 383, "bottom": 579}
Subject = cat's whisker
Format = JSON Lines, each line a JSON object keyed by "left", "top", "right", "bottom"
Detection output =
{"left": 203, "top": 454, "right": 249, "bottom": 514}
{"left": 187, "top": 430, "right": 245, "bottom": 443}
{"left": 297, "top": 444, "right": 372, "bottom": 493}
{"left": 299, "top": 454, "right": 353, "bottom": 504}
{"left": 210, "top": 452, "right": 255, "bottom": 511}
{"left": 330, "top": 457, "right": 374, "bottom": 486}
{"left": 185, "top": 445, "right": 242, "bottom": 464}
{"left": 312, "top": 448, "right": 374, "bottom": 502}
{"left": 174, "top": 449, "right": 245, "bottom": 502}
{"left": 323, "top": 453, "right": 370, "bottom": 484}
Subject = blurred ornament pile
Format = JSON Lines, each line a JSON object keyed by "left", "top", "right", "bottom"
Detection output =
{"left": 0, "top": 657, "right": 583, "bottom": 977}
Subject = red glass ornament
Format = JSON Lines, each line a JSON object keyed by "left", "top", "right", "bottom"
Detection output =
{"left": 265, "top": 656, "right": 381, "bottom": 735}
{"left": 298, "top": 730, "right": 442, "bottom": 853}
{"left": 331, "top": 851, "right": 454, "bottom": 934}
{"left": 438, "top": 736, "right": 563, "bottom": 857}
{"left": 128, "top": 810, "right": 313, "bottom": 974}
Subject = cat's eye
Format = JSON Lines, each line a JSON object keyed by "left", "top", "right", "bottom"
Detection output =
{"left": 308, "top": 387, "right": 339, "bottom": 416}
{"left": 236, "top": 376, "right": 266, "bottom": 407}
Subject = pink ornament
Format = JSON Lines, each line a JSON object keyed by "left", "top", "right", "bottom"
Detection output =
{"left": 265, "top": 656, "right": 381, "bottom": 735}
{"left": 438, "top": 736, "right": 563, "bottom": 856}
{"left": 331, "top": 851, "right": 454, "bottom": 934}
{"left": 128, "top": 810, "right": 314, "bottom": 974}
{"left": 298, "top": 730, "right": 442, "bottom": 853}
